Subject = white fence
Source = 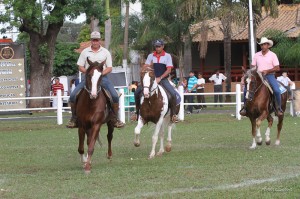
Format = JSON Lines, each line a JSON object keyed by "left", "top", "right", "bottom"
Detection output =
{"left": 0, "top": 84, "right": 297, "bottom": 124}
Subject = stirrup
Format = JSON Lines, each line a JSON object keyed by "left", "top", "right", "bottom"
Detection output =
{"left": 66, "top": 119, "right": 78, "bottom": 128}
{"left": 130, "top": 112, "right": 138, "bottom": 121}
{"left": 171, "top": 115, "right": 179, "bottom": 123}
{"left": 239, "top": 107, "right": 247, "bottom": 116}
{"left": 113, "top": 119, "right": 125, "bottom": 128}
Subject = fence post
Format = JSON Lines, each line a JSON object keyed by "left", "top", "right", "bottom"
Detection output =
{"left": 119, "top": 88, "right": 125, "bottom": 123}
{"left": 178, "top": 85, "right": 184, "bottom": 121}
{"left": 290, "top": 84, "right": 296, "bottom": 116}
{"left": 57, "top": 89, "right": 63, "bottom": 125}
{"left": 235, "top": 84, "right": 241, "bottom": 120}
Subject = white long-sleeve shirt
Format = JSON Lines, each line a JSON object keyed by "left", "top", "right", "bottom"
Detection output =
{"left": 209, "top": 73, "right": 227, "bottom": 85}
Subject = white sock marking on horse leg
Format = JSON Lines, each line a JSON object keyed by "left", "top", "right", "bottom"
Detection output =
{"left": 265, "top": 127, "right": 271, "bottom": 143}
{"left": 157, "top": 126, "right": 165, "bottom": 156}
{"left": 250, "top": 138, "right": 256, "bottom": 149}
{"left": 149, "top": 117, "right": 164, "bottom": 159}
{"left": 134, "top": 119, "right": 144, "bottom": 146}
{"left": 256, "top": 127, "right": 262, "bottom": 143}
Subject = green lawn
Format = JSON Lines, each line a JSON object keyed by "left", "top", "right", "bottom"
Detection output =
{"left": 0, "top": 113, "right": 300, "bottom": 199}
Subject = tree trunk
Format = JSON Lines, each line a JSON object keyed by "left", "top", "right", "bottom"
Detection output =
{"left": 105, "top": 0, "right": 111, "bottom": 49}
{"left": 123, "top": 1, "right": 129, "bottom": 60}
{"left": 183, "top": 34, "right": 192, "bottom": 77}
{"left": 28, "top": 24, "right": 62, "bottom": 108}
{"left": 222, "top": 17, "right": 232, "bottom": 102}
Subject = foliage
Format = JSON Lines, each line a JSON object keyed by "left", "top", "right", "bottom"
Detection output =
{"left": 57, "top": 22, "right": 83, "bottom": 42}
{"left": 53, "top": 42, "right": 80, "bottom": 76}
{"left": 263, "top": 29, "right": 300, "bottom": 67}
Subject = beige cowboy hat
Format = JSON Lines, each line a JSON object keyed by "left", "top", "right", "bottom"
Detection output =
{"left": 257, "top": 37, "right": 273, "bottom": 47}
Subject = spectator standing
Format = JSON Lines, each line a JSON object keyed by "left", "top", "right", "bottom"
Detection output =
{"left": 52, "top": 77, "right": 64, "bottom": 108}
{"left": 196, "top": 73, "right": 206, "bottom": 109}
{"left": 209, "top": 70, "right": 227, "bottom": 107}
{"left": 187, "top": 71, "right": 198, "bottom": 114}
{"left": 277, "top": 72, "right": 294, "bottom": 100}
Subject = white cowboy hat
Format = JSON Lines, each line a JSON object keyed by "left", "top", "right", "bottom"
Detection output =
{"left": 257, "top": 37, "right": 273, "bottom": 47}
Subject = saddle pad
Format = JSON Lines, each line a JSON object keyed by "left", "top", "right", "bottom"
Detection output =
{"left": 278, "top": 83, "right": 287, "bottom": 94}
{"left": 175, "top": 90, "right": 181, "bottom": 105}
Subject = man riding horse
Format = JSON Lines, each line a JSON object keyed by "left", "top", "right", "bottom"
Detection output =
{"left": 240, "top": 37, "right": 284, "bottom": 117}
{"left": 133, "top": 39, "right": 179, "bottom": 123}
{"left": 66, "top": 31, "right": 125, "bottom": 128}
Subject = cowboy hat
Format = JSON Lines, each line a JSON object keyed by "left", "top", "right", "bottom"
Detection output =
{"left": 257, "top": 37, "right": 273, "bottom": 47}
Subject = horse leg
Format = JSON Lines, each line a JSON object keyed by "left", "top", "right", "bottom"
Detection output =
{"left": 275, "top": 114, "right": 284, "bottom": 146}
{"left": 265, "top": 114, "right": 273, "bottom": 145}
{"left": 78, "top": 127, "right": 86, "bottom": 164}
{"left": 165, "top": 121, "right": 172, "bottom": 153}
{"left": 250, "top": 118, "right": 257, "bottom": 149}
{"left": 84, "top": 124, "right": 101, "bottom": 174}
{"left": 149, "top": 117, "right": 164, "bottom": 159}
{"left": 134, "top": 116, "right": 144, "bottom": 147}
{"left": 156, "top": 120, "right": 166, "bottom": 156}
{"left": 107, "top": 122, "right": 114, "bottom": 159}
{"left": 255, "top": 112, "right": 268, "bottom": 146}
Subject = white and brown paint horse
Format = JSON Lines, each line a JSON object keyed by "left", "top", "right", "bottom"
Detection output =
{"left": 244, "top": 67, "right": 288, "bottom": 149}
{"left": 133, "top": 68, "right": 176, "bottom": 159}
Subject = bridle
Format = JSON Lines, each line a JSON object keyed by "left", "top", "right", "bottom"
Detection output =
{"left": 246, "top": 71, "right": 263, "bottom": 101}
{"left": 141, "top": 69, "right": 159, "bottom": 96}
{"left": 84, "top": 85, "right": 102, "bottom": 99}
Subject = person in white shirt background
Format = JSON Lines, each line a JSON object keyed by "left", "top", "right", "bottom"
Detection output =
{"left": 277, "top": 71, "right": 295, "bottom": 100}
{"left": 209, "top": 70, "right": 227, "bottom": 107}
{"left": 196, "top": 73, "right": 206, "bottom": 109}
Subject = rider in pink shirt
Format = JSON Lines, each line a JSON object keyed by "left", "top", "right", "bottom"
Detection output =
{"left": 240, "top": 37, "right": 283, "bottom": 116}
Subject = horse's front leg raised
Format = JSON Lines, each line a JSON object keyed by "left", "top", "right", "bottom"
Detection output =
{"left": 149, "top": 116, "right": 164, "bottom": 159}
{"left": 134, "top": 116, "right": 144, "bottom": 147}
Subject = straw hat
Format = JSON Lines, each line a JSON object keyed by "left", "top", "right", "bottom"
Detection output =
{"left": 257, "top": 37, "right": 273, "bottom": 47}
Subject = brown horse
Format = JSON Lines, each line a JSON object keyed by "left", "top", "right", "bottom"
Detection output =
{"left": 76, "top": 58, "right": 114, "bottom": 173}
{"left": 244, "top": 68, "right": 288, "bottom": 149}
{"left": 133, "top": 68, "right": 178, "bottom": 159}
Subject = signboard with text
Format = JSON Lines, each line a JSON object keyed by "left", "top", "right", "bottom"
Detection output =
{"left": 0, "top": 43, "right": 26, "bottom": 109}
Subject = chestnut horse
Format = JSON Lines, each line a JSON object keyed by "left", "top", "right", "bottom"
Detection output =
{"left": 244, "top": 68, "right": 288, "bottom": 149}
{"left": 133, "top": 68, "right": 178, "bottom": 159}
{"left": 76, "top": 58, "right": 114, "bottom": 173}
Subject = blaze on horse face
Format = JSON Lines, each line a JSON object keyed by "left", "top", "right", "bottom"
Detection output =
{"left": 245, "top": 68, "right": 258, "bottom": 101}
{"left": 141, "top": 70, "right": 155, "bottom": 98}
{"left": 85, "top": 58, "right": 105, "bottom": 99}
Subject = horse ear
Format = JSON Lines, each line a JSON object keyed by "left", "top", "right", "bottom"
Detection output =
{"left": 99, "top": 60, "right": 106, "bottom": 71}
{"left": 87, "top": 57, "right": 93, "bottom": 66}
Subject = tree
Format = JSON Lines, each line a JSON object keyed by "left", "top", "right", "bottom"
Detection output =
{"left": 0, "top": 0, "right": 105, "bottom": 107}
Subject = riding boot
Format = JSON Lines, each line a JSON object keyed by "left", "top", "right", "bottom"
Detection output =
{"left": 111, "top": 103, "right": 125, "bottom": 128}
{"left": 66, "top": 102, "right": 78, "bottom": 128}
{"left": 239, "top": 106, "right": 247, "bottom": 116}
{"left": 170, "top": 97, "right": 179, "bottom": 123}
{"left": 130, "top": 95, "right": 140, "bottom": 121}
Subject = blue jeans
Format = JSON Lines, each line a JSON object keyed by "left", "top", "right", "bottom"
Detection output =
{"left": 265, "top": 74, "right": 281, "bottom": 109}
{"left": 69, "top": 75, "right": 119, "bottom": 103}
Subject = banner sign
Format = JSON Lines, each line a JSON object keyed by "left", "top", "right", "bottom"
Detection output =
{"left": 0, "top": 43, "right": 26, "bottom": 109}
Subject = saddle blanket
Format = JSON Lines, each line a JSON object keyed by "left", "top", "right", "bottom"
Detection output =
{"left": 278, "top": 82, "right": 287, "bottom": 94}
{"left": 175, "top": 89, "right": 181, "bottom": 105}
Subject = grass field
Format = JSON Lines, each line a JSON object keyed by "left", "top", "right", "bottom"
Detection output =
{"left": 0, "top": 112, "right": 300, "bottom": 199}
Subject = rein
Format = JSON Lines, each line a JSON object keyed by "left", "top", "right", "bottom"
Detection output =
{"left": 84, "top": 85, "right": 102, "bottom": 98}
{"left": 246, "top": 72, "right": 263, "bottom": 101}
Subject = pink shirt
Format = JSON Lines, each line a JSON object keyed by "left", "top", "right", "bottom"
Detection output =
{"left": 251, "top": 50, "right": 279, "bottom": 72}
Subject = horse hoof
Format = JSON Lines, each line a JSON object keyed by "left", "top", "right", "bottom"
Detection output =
{"left": 275, "top": 140, "right": 280, "bottom": 146}
{"left": 165, "top": 145, "right": 172, "bottom": 152}
{"left": 148, "top": 154, "right": 155, "bottom": 159}
{"left": 249, "top": 146, "right": 256, "bottom": 150}
{"left": 156, "top": 152, "right": 163, "bottom": 156}
{"left": 84, "top": 170, "right": 91, "bottom": 174}
{"left": 107, "top": 154, "right": 112, "bottom": 160}
{"left": 134, "top": 142, "right": 140, "bottom": 147}
{"left": 256, "top": 141, "right": 262, "bottom": 146}
{"left": 265, "top": 140, "right": 271, "bottom": 145}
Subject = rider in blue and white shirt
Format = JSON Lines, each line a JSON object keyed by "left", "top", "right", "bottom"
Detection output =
{"left": 134, "top": 39, "right": 179, "bottom": 123}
